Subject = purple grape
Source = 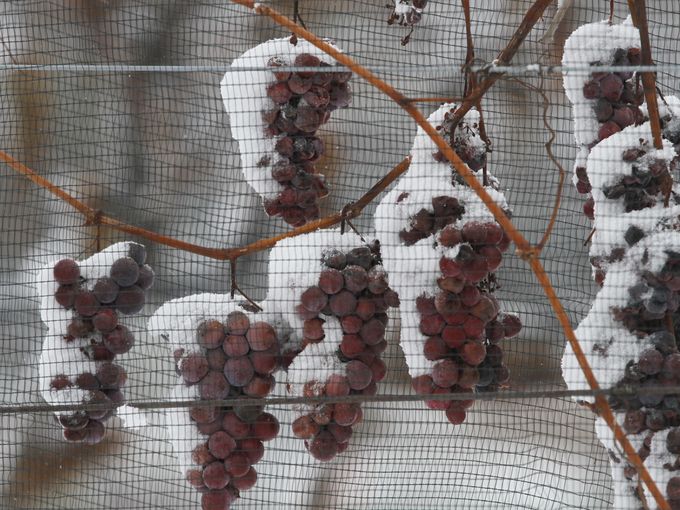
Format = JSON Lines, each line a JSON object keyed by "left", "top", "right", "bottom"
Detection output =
{"left": 54, "top": 259, "right": 80, "bottom": 285}
{"left": 115, "top": 285, "right": 145, "bottom": 315}
{"left": 110, "top": 257, "right": 139, "bottom": 287}
{"left": 92, "top": 277, "right": 119, "bottom": 304}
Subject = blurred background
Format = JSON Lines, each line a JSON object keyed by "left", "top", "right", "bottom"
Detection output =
{"left": 0, "top": 1, "right": 678, "bottom": 508}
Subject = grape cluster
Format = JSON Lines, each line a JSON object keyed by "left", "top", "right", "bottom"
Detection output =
{"left": 175, "top": 311, "right": 284, "bottom": 510}
{"left": 432, "top": 106, "right": 488, "bottom": 184}
{"left": 260, "top": 53, "right": 351, "bottom": 227}
{"left": 411, "top": 219, "right": 519, "bottom": 424}
{"left": 573, "top": 47, "right": 644, "bottom": 221}
{"left": 398, "top": 195, "right": 465, "bottom": 246}
{"left": 605, "top": 251, "right": 680, "bottom": 505}
{"left": 588, "top": 137, "right": 679, "bottom": 285}
{"left": 51, "top": 244, "right": 153, "bottom": 444}
{"left": 291, "top": 244, "right": 400, "bottom": 461}
{"left": 387, "top": 0, "right": 427, "bottom": 45}
{"left": 583, "top": 48, "right": 645, "bottom": 145}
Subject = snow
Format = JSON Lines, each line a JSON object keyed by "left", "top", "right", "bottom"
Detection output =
{"left": 375, "top": 103, "right": 509, "bottom": 378}
{"left": 562, "top": 18, "right": 640, "bottom": 146}
{"left": 37, "top": 242, "right": 144, "bottom": 414}
{"left": 220, "top": 37, "right": 345, "bottom": 201}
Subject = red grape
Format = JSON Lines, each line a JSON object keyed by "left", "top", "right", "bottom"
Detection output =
{"left": 231, "top": 467, "right": 257, "bottom": 491}
{"left": 224, "top": 452, "right": 251, "bottom": 478}
{"left": 223, "top": 335, "right": 249, "bottom": 358}
{"left": 203, "top": 461, "right": 230, "bottom": 490}
{"left": 224, "top": 357, "right": 254, "bottom": 387}
{"left": 54, "top": 259, "right": 80, "bottom": 285}
{"left": 318, "top": 268, "right": 344, "bottom": 294}
{"left": 199, "top": 320, "right": 226, "bottom": 350}
{"left": 246, "top": 322, "right": 277, "bottom": 351}
{"left": 110, "top": 257, "right": 139, "bottom": 287}
{"left": 208, "top": 431, "right": 237, "bottom": 460}
{"left": 307, "top": 430, "right": 338, "bottom": 461}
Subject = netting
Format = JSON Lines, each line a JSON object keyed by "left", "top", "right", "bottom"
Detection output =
{"left": 1, "top": 0, "right": 680, "bottom": 508}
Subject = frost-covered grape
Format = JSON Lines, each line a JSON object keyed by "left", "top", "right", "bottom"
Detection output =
{"left": 198, "top": 320, "right": 226, "bottom": 350}
{"left": 92, "top": 277, "right": 119, "bottom": 304}
{"left": 224, "top": 453, "right": 251, "bottom": 478}
{"left": 345, "top": 360, "right": 372, "bottom": 390}
{"left": 224, "top": 357, "right": 255, "bottom": 387}
{"left": 226, "top": 311, "right": 250, "bottom": 335}
{"left": 231, "top": 467, "right": 257, "bottom": 491}
{"left": 208, "top": 431, "right": 237, "bottom": 460}
{"left": 246, "top": 322, "right": 277, "bottom": 351}
{"left": 103, "top": 325, "right": 134, "bottom": 355}
{"left": 251, "top": 412, "right": 280, "bottom": 442}
{"left": 110, "top": 257, "right": 139, "bottom": 287}
{"left": 199, "top": 371, "right": 231, "bottom": 400}
{"left": 180, "top": 353, "right": 210, "bottom": 385}
{"left": 54, "top": 259, "right": 80, "bottom": 285}
{"left": 115, "top": 285, "right": 145, "bottom": 315}
{"left": 203, "top": 461, "right": 231, "bottom": 490}
{"left": 92, "top": 309, "right": 118, "bottom": 333}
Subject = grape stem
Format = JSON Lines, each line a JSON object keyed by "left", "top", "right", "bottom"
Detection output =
{"left": 506, "top": 76, "right": 565, "bottom": 252}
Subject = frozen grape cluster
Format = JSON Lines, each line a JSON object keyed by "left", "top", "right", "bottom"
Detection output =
{"left": 38, "top": 242, "right": 153, "bottom": 444}
{"left": 222, "top": 38, "right": 350, "bottom": 228}
{"left": 375, "top": 102, "right": 520, "bottom": 426}
{"left": 562, "top": 19, "right": 644, "bottom": 222}
{"left": 260, "top": 53, "right": 351, "bottom": 226}
{"left": 178, "top": 312, "right": 283, "bottom": 510}
{"left": 387, "top": 0, "right": 428, "bottom": 45}
{"left": 432, "top": 105, "right": 489, "bottom": 185}
{"left": 562, "top": 58, "right": 680, "bottom": 503}
{"left": 290, "top": 243, "right": 399, "bottom": 461}
{"left": 269, "top": 230, "right": 398, "bottom": 462}
{"left": 411, "top": 217, "right": 519, "bottom": 424}
{"left": 150, "top": 296, "right": 296, "bottom": 510}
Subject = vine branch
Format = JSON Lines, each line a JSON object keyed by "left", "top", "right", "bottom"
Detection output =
{"left": 507, "top": 76, "right": 566, "bottom": 251}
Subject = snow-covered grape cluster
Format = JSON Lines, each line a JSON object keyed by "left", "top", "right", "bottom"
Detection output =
{"left": 563, "top": 20, "right": 680, "bottom": 506}
{"left": 376, "top": 103, "right": 521, "bottom": 426}
{"left": 269, "top": 231, "right": 398, "bottom": 462}
{"left": 222, "top": 38, "right": 350, "bottom": 228}
{"left": 387, "top": 0, "right": 428, "bottom": 42}
{"left": 39, "top": 242, "right": 153, "bottom": 444}
{"left": 432, "top": 106, "right": 488, "bottom": 180}
{"left": 562, "top": 19, "right": 644, "bottom": 222}
{"left": 294, "top": 244, "right": 398, "bottom": 460}
{"left": 150, "top": 296, "right": 296, "bottom": 510}
{"left": 179, "top": 314, "right": 282, "bottom": 509}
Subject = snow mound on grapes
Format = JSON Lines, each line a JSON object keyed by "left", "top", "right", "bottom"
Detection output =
{"left": 37, "top": 242, "right": 139, "bottom": 408}
{"left": 220, "top": 37, "right": 343, "bottom": 201}
{"left": 562, "top": 17, "right": 639, "bottom": 146}
{"left": 375, "top": 103, "right": 507, "bottom": 377}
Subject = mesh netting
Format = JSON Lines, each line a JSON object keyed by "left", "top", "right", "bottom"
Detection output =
{"left": 1, "top": 1, "right": 679, "bottom": 509}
